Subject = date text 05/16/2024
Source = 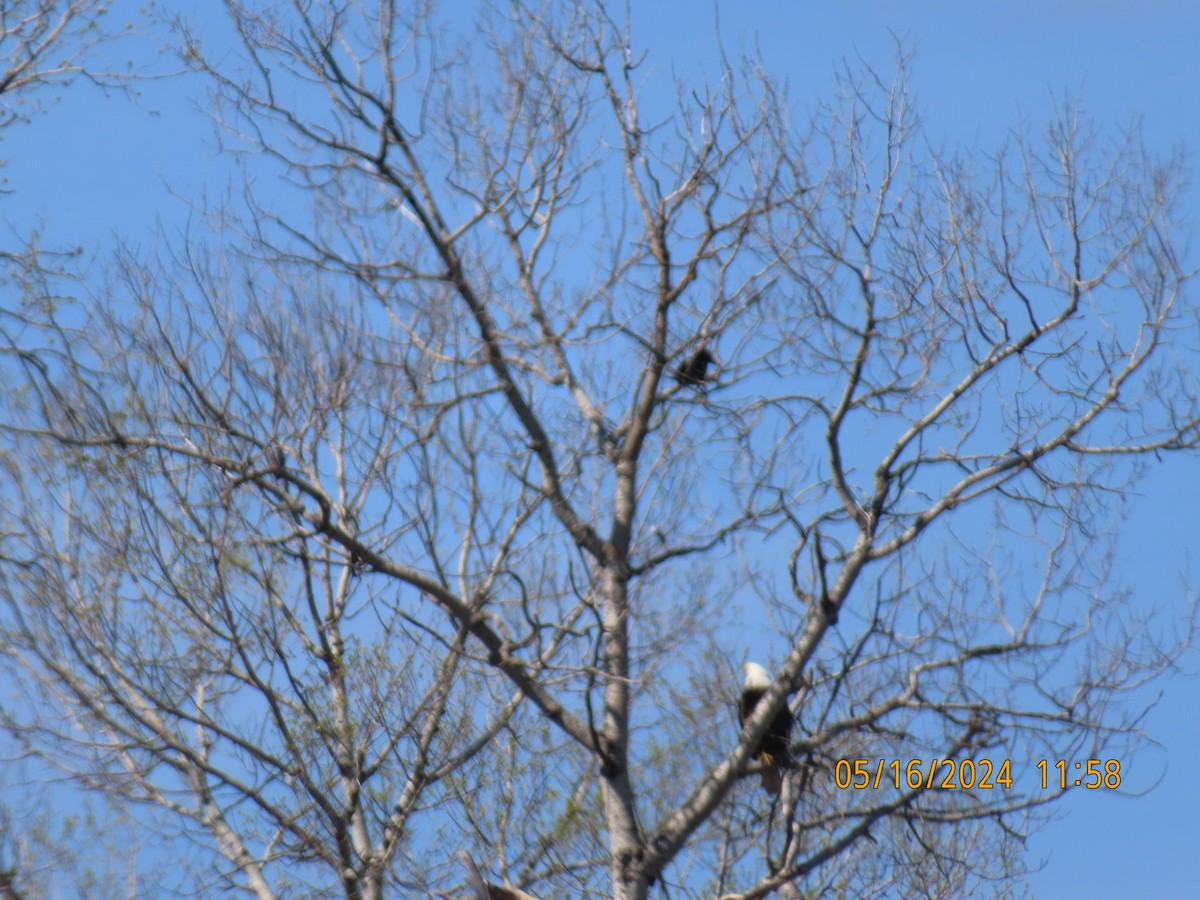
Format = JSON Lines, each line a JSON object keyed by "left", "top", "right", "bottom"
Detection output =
{"left": 833, "top": 758, "right": 1123, "bottom": 791}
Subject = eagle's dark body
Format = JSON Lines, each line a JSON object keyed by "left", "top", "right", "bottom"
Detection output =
{"left": 675, "top": 347, "right": 714, "bottom": 387}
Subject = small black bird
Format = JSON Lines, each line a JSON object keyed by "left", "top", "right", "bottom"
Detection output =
{"left": 675, "top": 347, "right": 714, "bottom": 387}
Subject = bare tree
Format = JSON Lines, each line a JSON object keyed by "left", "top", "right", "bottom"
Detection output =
{"left": 0, "top": 2, "right": 150, "bottom": 896}
{"left": 0, "top": 0, "right": 127, "bottom": 111}
{"left": 0, "top": 0, "right": 135, "bottom": 277}
{"left": 1, "top": 2, "right": 1197, "bottom": 898}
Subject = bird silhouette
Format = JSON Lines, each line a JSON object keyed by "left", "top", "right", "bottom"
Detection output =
{"left": 675, "top": 347, "right": 714, "bottom": 387}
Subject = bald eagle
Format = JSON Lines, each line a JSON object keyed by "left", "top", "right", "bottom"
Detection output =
{"left": 460, "top": 852, "right": 540, "bottom": 900}
{"left": 739, "top": 662, "right": 794, "bottom": 794}
{"left": 675, "top": 347, "right": 714, "bottom": 387}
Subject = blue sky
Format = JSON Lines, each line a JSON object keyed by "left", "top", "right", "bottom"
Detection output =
{"left": 3, "top": 1, "right": 1198, "bottom": 896}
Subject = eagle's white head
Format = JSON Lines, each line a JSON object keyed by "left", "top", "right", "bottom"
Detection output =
{"left": 742, "top": 661, "right": 771, "bottom": 691}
